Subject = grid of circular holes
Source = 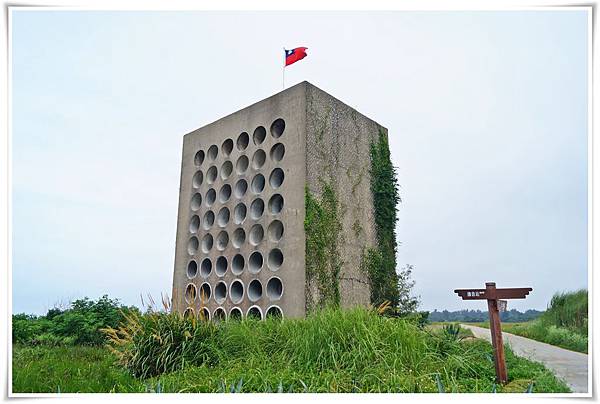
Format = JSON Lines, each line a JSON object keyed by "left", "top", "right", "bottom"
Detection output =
{"left": 207, "top": 166, "right": 217, "bottom": 184}
{"left": 266, "top": 306, "right": 283, "bottom": 319}
{"left": 234, "top": 203, "right": 247, "bottom": 225}
{"left": 269, "top": 168, "right": 285, "bottom": 189}
{"left": 219, "top": 184, "right": 232, "bottom": 203}
{"left": 207, "top": 145, "right": 218, "bottom": 161}
{"left": 232, "top": 228, "right": 246, "bottom": 248}
{"left": 248, "top": 279, "right": 263, "bottom": 302}
{"left": 187, "top": 236, "right": 199, "bottom": 255}
{"left": 248, "top": 251, "right": 263, "bottom": 274}
{"left": 191, "top": 193, "right": 202, "bottom": 211}
{"left": 189, "top": 215, "right": 200, "bottom": 233}
{"left": 252, "top": 150, "right": 266, "bottom": 170}
{"left": 267, "top": 220, "right": 284, "bottom": 242}
{"left": 201, "top": 234, "right": 213, "bottom": 253}
{"left": 205, "top": 188, "right": 216, "bottom": 207}
{"left": 268, "top": 248, "right": 284, "bottom": 271}
{"left": 253, "top": 126, "right": 266, "bottom": 145}
{"left": 247, "top": 306, "right": 262, "bottom": 320}
{"left": 270, "top": 143, "right": 285, "bottom": 162}
{"left": 230, "top": 280, "right": 244, "bottom": 304}
{"left": 221, "top": 139, "right": 234, "bottom": 157}
{"left": 215, "top": 281, "right": 227, "bottom": 304}
{"left": 213, "top": 307, "right": 226, "bottom": 322}
{"left": 249, "top": 224, "right": 264, "bottom": 246}
{"left": 192, "top": 171, "right": 204, "bottom": 188}
{"left": 237, "top": 132, "right": 249, "bottom": 151}
{"left": 215, "top": 256, "right": 227, "bottom": 277}
{"left": 216, "top": 231, "right": 229, "bottom": 251}
{"left": 236, "top": 155, "right": 249, "bottom": 174}
{"left": 231, "top": 254, "right": 244, "bottom": 275}
{"left": 266, "top": 277, "right": 283, "bottom": 300}
{"left": 270, "top": 118, "right": 285, "bottom": 138}
{"left": 229, "top": 306, "right": 243, "bottom": 320}
{"left": 199, "top": 283, "right": 211, "bottom": 301}
{"left": 220, "top": 161, "right": 233, "bottom": 180}
{"left": 185, "top": 283, "right": 197, "bottom": 304}
{"left": 250, "top": 198, "right": 264, "bottom": 220}
{"left": 200, "top": 258, "right": 212, "bottom": 278}
{"left": 194, "top": 150, "right": 205, "bottom": 167}
{"left": 187, "top": 260, "right": 198, "bottom": 279}
{"left": 200, "top": 307, "right": 210, "bottom": 321}
{"left": 268, "top": 194, "right": 284, "bottom": 215}
{"left": 217, "top": 207, "right": 230, "bottom": 227}
{"left": 251, "top": 174, "right": 265, "bottom": 194}
{"left": 234, "top": 179, "right": 248, "bottom": 199}
{"left": 203, "top": 210, "right": 215, "bottom": 230}
{"left": 184, "top": 307, "right": 195, "bottom": 319}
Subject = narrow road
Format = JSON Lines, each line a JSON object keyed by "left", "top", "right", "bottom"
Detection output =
{"left": 461, "top": 324, "right": 588, "bottom": 393}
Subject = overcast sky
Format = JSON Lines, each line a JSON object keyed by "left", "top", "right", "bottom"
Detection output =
{"left": 11, "top": 10, "right": 588, "bottom": 314}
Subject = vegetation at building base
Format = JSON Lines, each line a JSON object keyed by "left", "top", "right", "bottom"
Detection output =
{"left": 12, "top": 307, "right": 570, "bottom": 393}
{"left": 428, "top": 308, "right": 543, "bottom": 323}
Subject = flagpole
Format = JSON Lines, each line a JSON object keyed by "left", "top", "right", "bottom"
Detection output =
{"left": 282, "top": 47, "right": 285, "bottom": 90}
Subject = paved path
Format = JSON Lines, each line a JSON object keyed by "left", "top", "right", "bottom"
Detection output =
{"left": 461, "top": 324, "right": 589, "bottom": 393}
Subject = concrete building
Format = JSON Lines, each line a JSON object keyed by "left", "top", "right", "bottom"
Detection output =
{"left": 172, "top": 81, "right": 387, "bottom": 320}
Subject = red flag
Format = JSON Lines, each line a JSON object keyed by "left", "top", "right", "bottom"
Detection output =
{"left": 285, "top": 47, "right": 308, "bottom": 67}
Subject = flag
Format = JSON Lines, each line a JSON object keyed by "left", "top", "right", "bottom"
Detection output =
{"left": 285, "top": 47, "right": 308, "bottom": 67}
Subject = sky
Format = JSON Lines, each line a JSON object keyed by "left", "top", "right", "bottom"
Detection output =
{"left": 11, "top": 10, "right": 588, "bottom": 314}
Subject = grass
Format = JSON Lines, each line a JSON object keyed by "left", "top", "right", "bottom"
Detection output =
{"left": 13, "top": 308, "right": 571, "bottom": 393}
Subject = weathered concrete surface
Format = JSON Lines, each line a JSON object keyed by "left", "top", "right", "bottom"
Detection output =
{"left": 462, "top": 324, "right": 589, "bottom": 393}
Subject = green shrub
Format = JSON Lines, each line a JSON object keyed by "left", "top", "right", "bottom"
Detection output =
{"left": 539, "top": 289, "right": 587, "bottom": 336}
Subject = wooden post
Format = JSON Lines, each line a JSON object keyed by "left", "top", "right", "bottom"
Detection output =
{"left": 486, "top": 282, "right": 507, "bottom": 384}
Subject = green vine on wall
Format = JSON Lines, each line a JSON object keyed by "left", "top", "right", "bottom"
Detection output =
{"left": 304, "top": 183, "right": 342, "bottom": 311}
{"left": 366, "top": 129, "right": 401, "bottom": 307}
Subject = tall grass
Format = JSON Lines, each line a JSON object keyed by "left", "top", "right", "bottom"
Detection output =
{"left": 539, "top": 289, "right": 587, "bottom": 335}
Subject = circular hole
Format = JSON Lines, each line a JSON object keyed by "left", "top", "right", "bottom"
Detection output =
{"left": 187, "top": 260, "right": 198, "bottom": 279}
{"left": 213, "top": 307, "right": 226, "bottom": 322}
{"left": 234, "top": 179, "right": 248, "bottom": 199}
{"left": 236, "top": 155, "right": 249, "bottom": 174}
{"left": 230, "top": 280, "right": 244, "bottom": 304}
{"left": 199, "top": 283, "right": 212, "bottom": 302}
{"left": 201, "top": 234, "right": 213, "bottom": 253}
{"left": 251, "top": 174, "right": 265, "bottom": 194}
{"left": 253, "top": 126, "right": 266, "bottom": 145}
{"left": 215, "top": 282, "right": 227, "bottom": 304}
{"left": 229, "top": 306, "right": 243, "bottom": 320}
{"left": 185, "top": 283, "right": 197, "bottom": 303}
{"left": 222, "top": 139, "right": 234, "bottom": 156}
{"left": 231, "top": 254, "right": 245, "bottom": 275}
{"left": 269, "top": 168, "right": 285, "bottom": 189}
{"left": 207, "top": 166, "right": 217, "bottom": 184}
{"left": 270, "top": 118, "right": 285, "bottom": 138}
{"left": 270, "top": 143, "right": 285, "bottom": 162}
{"left": 268, "top": 248, "right": 283, "bottom": 271}
{"left": 266, "top": 306, "right": 283, "bottom": 319}
{"left": 187, "top": 237, "right": 199, "bottom": 255}
{"left": 248, "top": 279, "right": 263, "bottom": 302}
{"left": 217, "top": 207, "right": 230, "bottom": 227}
{"left": 200, "top": 307, "right": 211, "bottom": 321}
{"left": 202, "top": 210, "right": 215, "bottom": 230}
{"left": 219, "top": 184, "right": 232, "bottom": 203}
{"left": 247, "top": 306, "right": 262, "bottom": 320}
{"left": 194, "top": 150, "right": 205, "bottom": 166}
{"left": 237, "top": 132, "right": 249, "bottom": 151}
{"left": 208, "top": 145, "right": 218, "bottom": 161}
{"left": 191, "top": 193, "right": 202, "bottom": 211}
{"left": 268, "top": 194, "right": 284, "bottom": 215}
{"left": 249, "top": 224, "right": 264, "bottom": 246}
{"left": 205, "top": 188, "right": 216, "bottom": 207}
{"left": 267, "top": 220, "right": 284, "bottom": 242}
{"left": 189, "top": 215, "right": 200, "bottom": 233}
{"left": 184, "top": 307, "right": 195, "bottom": 319}
{"left": 232, "top": 228, "right": 246, "bottom": 248}
{"left": 192, "top": 171, "right": 204, "bottom": 188}
{"left": 216, "top": 231, "right": 229, "bottom": 251}
{"left": 234, "top": 203, "right": 247, "bottom": 225}
{"left": 220, "top": 161, "right": 233, "bottom": 180}
{"left": 200, "top": 258, "right": 212, "bottom": 278}
{"left": 248, "top": 251, "right": 263, "bottom": 274}
{"left": 252, "top": 150, "right": 266, "bottom": 170}
{"left": 216, "top": 256, "right": 228, "bottom": 277}
{"left": 266, "top": 277, "right": 283, "bottom": 300}
{"left": 250, "top": 198, "right": 264, "bottom": 220}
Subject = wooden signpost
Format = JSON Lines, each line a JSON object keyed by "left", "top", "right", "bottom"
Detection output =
{"left": 454, "top": 282, "right": 532, "bottom": 384}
